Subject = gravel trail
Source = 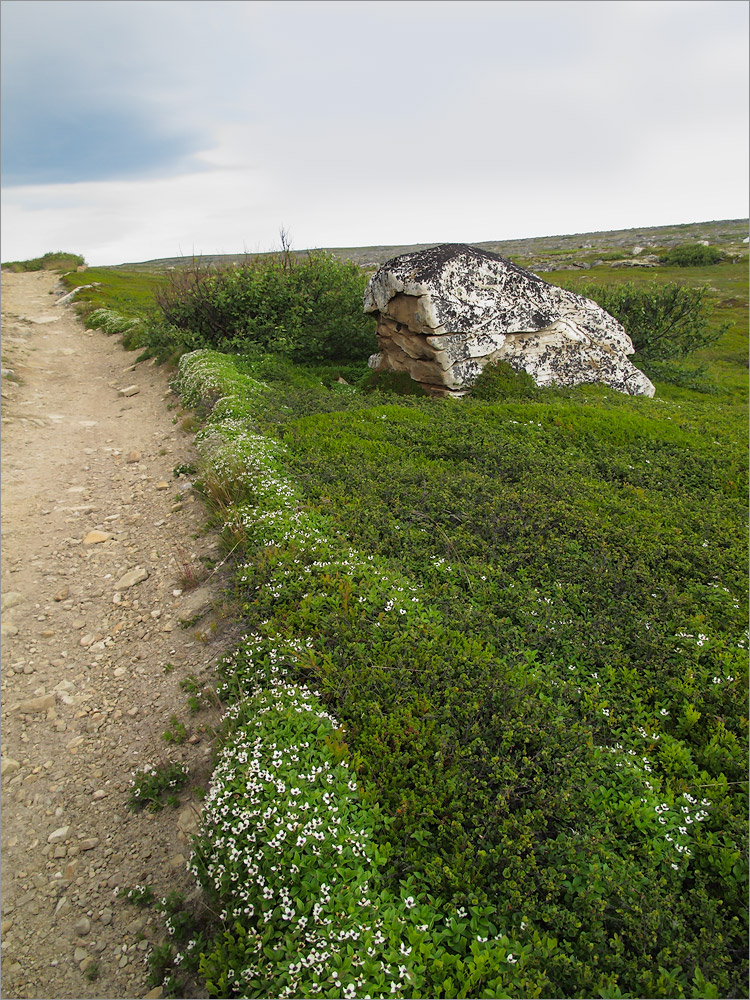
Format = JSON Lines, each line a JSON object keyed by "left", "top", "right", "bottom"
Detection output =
{"left": 1, "top": 270, "right": 225, "bottom": 999}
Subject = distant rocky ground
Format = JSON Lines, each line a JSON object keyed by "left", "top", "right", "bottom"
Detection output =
{"left": 107, "top": 219, "right": 749, "bottom": 274}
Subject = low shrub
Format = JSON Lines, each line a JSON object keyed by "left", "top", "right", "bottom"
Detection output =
{"left": 636, "top": 358, "right": 718, "bottom": 393}
{"left": 470, "top": 360, "right": 539, "bottom": 400}
{"left": 154, "top": 252, "right": 376, "bottom": 363}
{"left": 128, "top": 760, "right": 188, "bottom": 812}
{"left": 576, "top": 281, "right": 728, "bottom": 360}
{"left": 1, "top": 250, "right": 85, "bottom": 273}
{"left": 85, "top": 307, "right": 145, "bottom": 346}
{"left": 659, "top": 244, "right": 725, "bottom": 267}
{"left": 171, "top": 349, "right": 746, "bottom": 998}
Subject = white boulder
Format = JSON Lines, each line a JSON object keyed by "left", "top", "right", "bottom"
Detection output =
{"left": 363, "top": 244, "right": 654, "bottom": 398}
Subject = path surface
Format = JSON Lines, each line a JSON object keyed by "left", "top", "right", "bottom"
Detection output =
{"left": 1, "top": 270, "right": 226, "bottom": 999}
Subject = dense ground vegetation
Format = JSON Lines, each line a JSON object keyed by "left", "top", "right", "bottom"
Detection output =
{"left": 1, "top": 250, "right": 85, "bottom": 272}
{"left": 53, "top": 242, "right": 748, "bottom": 999}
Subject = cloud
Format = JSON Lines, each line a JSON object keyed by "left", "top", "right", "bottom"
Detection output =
{"left": 1, "top": 103, "right": 210, "bottom": 186}
{"left": 1, "top": 0, "right": 747, "bottom": 265}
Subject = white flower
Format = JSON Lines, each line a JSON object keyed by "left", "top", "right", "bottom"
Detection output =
{"left": 507, "top": 953, "right": 518, "bottom": 964}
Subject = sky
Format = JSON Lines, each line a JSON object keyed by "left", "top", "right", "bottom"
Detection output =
{"left": 1, "top": 0, "right": 748, "bottom": 266}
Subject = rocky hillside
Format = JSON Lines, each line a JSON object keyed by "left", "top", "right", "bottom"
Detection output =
{"left": 105, "top": 219, "right": 748, "bottom": 274}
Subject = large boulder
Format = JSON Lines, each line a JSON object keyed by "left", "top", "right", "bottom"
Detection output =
{"left": 363, "top": 244, "right": 654, "bottom": 398}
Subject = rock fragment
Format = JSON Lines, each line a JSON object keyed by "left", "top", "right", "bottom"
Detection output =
{"left": 83, "top": 530, "right": 110, "bottom": 545}
{"left": 114, "top": 567, "right": 148, "bottom": 590}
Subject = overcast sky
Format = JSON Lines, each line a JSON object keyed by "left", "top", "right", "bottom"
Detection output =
{"left": 1, "top": 0, "right": 748, "bottom": 266}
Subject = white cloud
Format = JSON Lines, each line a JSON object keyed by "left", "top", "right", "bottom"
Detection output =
{"left": 1, "top": 0, "right": 747, "bottom": 264}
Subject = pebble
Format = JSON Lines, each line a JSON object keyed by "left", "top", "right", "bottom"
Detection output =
{"left": 114, "top": 567, "right": 149, "bottom": 590}
{"left": 47, "top": 826, "right": 70, "bottom": 844}
{"left": 118, "top": 385, "right": 140, "bottom": 397}
{"left": 74, "top": 916, "right": 91, "bottom": 936}
{"left": 14, "top": 694, "right": 55, "bottom": 714}
{"left": 1, "top": 757, "right": 21, "bottom": 777}
{"left": 1, "top": 591, "right": 25, "bottom": 611}
{"left": 83, "top": 530, "right": 110, "bottom": 545}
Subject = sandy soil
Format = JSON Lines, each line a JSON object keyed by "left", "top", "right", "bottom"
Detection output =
{"left": 1, "top": 270, "right": 227, "bottom": 999}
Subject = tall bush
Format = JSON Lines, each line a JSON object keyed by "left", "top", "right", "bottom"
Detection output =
{"left": 154, "top": 252, "right": 376, "bottom": 363}
{"left": 577, "top": 282, "right": 727, "bottom": 360}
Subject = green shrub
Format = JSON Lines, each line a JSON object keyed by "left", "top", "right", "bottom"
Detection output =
{"left": 470, "top": 360, "right": 539, "bottom": 400}
{"left": 577, "top": 281, "right": 728, "bottom": 360}
{"left": 154, "top": 252, "right": 376, "bottom": 363}
{"left": 637, "top": 359, "right": 718, "bottom": 393}
{"left": 659, "top": 244, "right": 725, "bottom": 267}
{"left": 2, "top": 250, "right": 85, "bottom": 273}
{"left": 128, "top": 761, "right": 188, "bottom": 812}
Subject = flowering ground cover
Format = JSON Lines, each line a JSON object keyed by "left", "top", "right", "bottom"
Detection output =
{"left": 170, "top": 337, "right": 747, "bottom": 998}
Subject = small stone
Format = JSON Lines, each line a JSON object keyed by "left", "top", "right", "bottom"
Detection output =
{"left": 100, "top": 908, "right": 113, "bottom": 926}
{"left": 114, "top": 567, "right": 148, "bottom": 590}
{"left": 74, "top": 946, "right": 89, "bottom": 963}
{"left": 54, "top": 897, "right": 71, "bottom": 918}
{"left": 143, "top": 989, "right": 163, "bottom": 999}
{"left": 79, "top": 837, "right": 100, "bottom": 851}
{"left": 1, "top": 918, "right": 13, "bottom": 934}
{"left": 83, "top": 530, "right": 110, "bottom": 545}
{"left": 118, "top": 385, "right": 139, "bottom": 397}
{"left": 1, "top": 757, "right": 21, "bottom": 777}
{"left": 92, "top": 790, "right": 106, "bottom": 800}
{"left": 155, "top": 481, "right": 169, "bottom": 490}
{"left": 54, "top": 587, "right": 70, "bottom": 601}
{"left": 126, "top": 450, "right": 141, "bottom": 463}
{"left": 1, "top": 621, "right": 19, "bottom": 637}
{"left": 1, "top": 591, "right": 24, "bottom": 611}
{"left": 74, "top": 916, "right": 91, "bottom": 936}
{"left": 48, "top": 825, "right": 70, "bottom": 844}
{"left": 14, "top": 694, "right": 55, "bottom": 714}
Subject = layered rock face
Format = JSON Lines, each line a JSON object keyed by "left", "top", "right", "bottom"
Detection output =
{"left": 363, "top": 244, "right": 655, "bottom": 398}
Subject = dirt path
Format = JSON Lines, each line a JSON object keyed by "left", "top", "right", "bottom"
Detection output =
{"left": 1, "top": 270, "right": 226, "bottom": 999}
